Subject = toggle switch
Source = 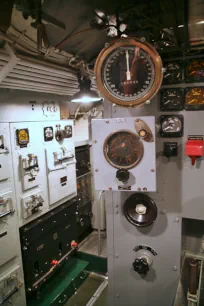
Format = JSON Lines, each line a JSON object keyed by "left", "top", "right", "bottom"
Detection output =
{"left": 185, "top": 137, "right": 204, "bottom": 165}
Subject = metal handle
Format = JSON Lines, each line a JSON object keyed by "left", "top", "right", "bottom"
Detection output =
{"left": 0, "top": 209, "right": 15, "bottom": 219}
{"left": 58, "top": 294, "right": 68, "bottom": 304}
{"left": 0, "top": 286, "right": 18, "bottom": 304}
{"left": 0, "top": 197, "right": 11, "bottom": 206}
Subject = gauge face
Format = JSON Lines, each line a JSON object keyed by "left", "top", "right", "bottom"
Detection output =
{"left": 102, "top": 46, "right": 155, "bottom": 102}
{"left": 160, "top": 88, "right": 184, "bottom": 111}
{"left": 104, "top": 131, "right": 144, "bottom": 169}
{"left": 160, "top": 115, "right": 183, "bottom": 137}
{"left": 163, "top": 62, "right": 183, "bottom": 84}
{"left": 185, "top": 87, "right": 204, "bottom": 110}
{"left": 185, "top": 59, "right": 204, "bottom": 82}
{"left": 95, "top": 37, "right": 163, "bottom": 107}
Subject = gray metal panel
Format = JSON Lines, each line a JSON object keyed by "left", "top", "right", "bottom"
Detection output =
{"left": 100, "top": 96, "right": 184, "bottom": 306}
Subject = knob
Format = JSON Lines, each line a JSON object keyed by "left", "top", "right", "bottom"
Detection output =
{"left": 133, "top": 258, "right": 149, "bottom": 275}
{"left": 116, "top": 169, "right": 129, "bottom": 182}
{"left": 55, "top": 130, "right": 64, "bottom": 142}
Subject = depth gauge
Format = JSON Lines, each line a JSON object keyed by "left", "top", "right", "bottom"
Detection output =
{"left": 94, "top": 37, "right": 163, "bottom": 107}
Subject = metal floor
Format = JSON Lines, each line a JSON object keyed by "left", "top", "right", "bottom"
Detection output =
{"left": 79, "top": 230, "right": 107, "bottom": 258}
{"left": 65, "top": 274, "right": 108, "bottom": 306}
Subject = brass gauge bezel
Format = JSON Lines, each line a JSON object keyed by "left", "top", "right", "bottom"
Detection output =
{"left": 103, "top": 130, "right": 144, "bottom": 169}
{"left": 94, "top": 37, "right": 163, "bottom": 107}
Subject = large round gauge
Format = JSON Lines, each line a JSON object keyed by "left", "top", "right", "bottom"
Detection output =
{"left": 185, "top": 87, "right": 204, "bottom": 110}
{"left": 103, "top": 131, "right": 144, "bottom": 169}
{"left": 160, "top": 115, "right": 184, "bottom": 138}
{"left": 162, "top": 61, "right": 183, "bottom": 84}
{"left": 95, "top": 37, "right": 163, "bottom": 107}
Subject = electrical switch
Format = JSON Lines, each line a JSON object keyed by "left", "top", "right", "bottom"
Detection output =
{"left": 185, "top": 137, "right": 204, "bottom": 165}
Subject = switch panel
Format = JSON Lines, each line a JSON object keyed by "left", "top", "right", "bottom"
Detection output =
{"left": 20, "top": 153, "right": 40, "bottom": 191}
{"left": 0, "top": 265, "right": 23, "bottom": 305}
{"left": 0, "top": 190, "right": 18, "bottom": 266}
{"left": 10, "top": 122, "right": 49, "bottom": 226}
{"left": 21, "top": 189, "right": 44, "bottom": 219}
{"left": 48, "top": 164, "right": 77, "bottom": 205}
{"left": 0, "top": 130, "right": 10, "bottom": 182}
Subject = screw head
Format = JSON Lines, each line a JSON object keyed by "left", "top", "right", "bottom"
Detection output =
{"left": 93, "top": 140, "right": 97, "bottom": 144}
{"left": 105, "top": 120, "right": 109, "bottom": 124}
{"left": 151, "top": 169, "right": 155, "bottom": 172}
{"left": 115, "top": 253, "right": 119, "bottom": 258}
{"left": 138, "top": 188, "right": 141, "bottom": 191}
{"left": 109, "top": 187, "right": 112, "bottom": 190}
{"left": 95, "top": 169, "right": 99, "bottom": 172}
{"left": 145, "top": 100, "right": 151, "bottom": 104}
{"left": 143, "top": 187, "right": 147, "bottom": 191}
{"left": 173, "top": 266, "right": 178, "bottom": 271}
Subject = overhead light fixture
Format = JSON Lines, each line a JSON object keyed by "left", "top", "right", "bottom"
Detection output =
{"left": 71, "top": 78, "right": 102, "bottom": 103}
{"left": 71, "top": 63, "right": 102, "bottom": 103}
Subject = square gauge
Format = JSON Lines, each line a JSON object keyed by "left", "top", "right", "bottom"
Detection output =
{"left": 160, "top": 88, "right": 184, "bottom": 111}
{"left": 160, "top": 115, "right": 184, "bottom": 138}
{"left": 162, "top": 61, "right": 183, "bottom": 85}
{"left": 184, "top": 87, "right": 204, "bottom": 111}
{"left": 185, "top": 58, "right": 204, "bottom": 83}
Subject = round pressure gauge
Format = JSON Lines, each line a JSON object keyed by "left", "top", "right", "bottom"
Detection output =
{"left": 160, "top": 115, "right": 184, "bottom": 138}
{"left": 103, "top": 130, "right": 144, "bottom": 169}
{"left": 94, "top": 37, "right": 163, "bottom": 107}
{"left": 163, "top": 61, "right": 183, "bottom": 84}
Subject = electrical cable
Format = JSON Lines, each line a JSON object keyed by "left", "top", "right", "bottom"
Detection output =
{"left": 55, "top": 28, "right": 94, "bottom": 49}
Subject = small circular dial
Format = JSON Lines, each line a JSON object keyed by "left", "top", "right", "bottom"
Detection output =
{"left": 186, "top": 88, "right": 204, "bottom": 105}
{"left": 186, "top": 59, "right": 204, "bottom": 82}
{"left": 104, "top": 131, "right": 144, "bottom": 169}
{"left": 95, "top": 37, "right": 163, "bottom": 107}
{"left": 160, "top": 88, "right": 183, "bottom": 111}
{"left": 161, "top": 116, "right": 182, "bottom": 133}
{"left": 163, "top": 62, "right": 183, "bottom": 84}
{"left": 102, "top": 46, "right": 155, "bottom": 102}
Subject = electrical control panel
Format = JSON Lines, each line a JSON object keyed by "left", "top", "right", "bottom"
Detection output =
{"left": 0, "top": 265, "right": 24, "bottom": 305}
{"left": 92, "top": 117, "right": 156, "bottom": 192}
{"left": 9, "top": 120, "right": 76, "bottom": 226}
{"left": 43, "top": 120, "right": 77, "bottom": 207}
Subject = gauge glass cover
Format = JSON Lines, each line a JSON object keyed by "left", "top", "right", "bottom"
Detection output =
{"left": 95, "top": 38, "right": 163, "bottom": 107}
{"left": 104, "top": 130, "right": 144, "bottom": 169}
{"left": 162, "top": 62, "right": 183, "bottom": 84}
{"left": 160, "top": 115, "right": 183, "bottom": 137}
{"left": 160, "top": 88, "right": 184, "bottom": 111}
{"left": 185, "top": 59, "right": 204, "bottom": 83}
{"left": 102, "top": 46, "right": 155, "bottom": 102}
{"left": 185, "top": 87, "right": 204, "bottom": 110}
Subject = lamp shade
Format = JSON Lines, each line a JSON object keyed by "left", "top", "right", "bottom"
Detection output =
{"left": 71, "top": 89, "right": 102, "bottom": 103}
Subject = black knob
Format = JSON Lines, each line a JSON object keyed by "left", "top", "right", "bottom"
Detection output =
{"left": 116, "top": 169, "right": 129, "bottom": 182}
{"left": 55, "top": 130, "right": 64, "bottom": 142}
{"left": 133, "top": 258, "right": 149, "bottom": 275}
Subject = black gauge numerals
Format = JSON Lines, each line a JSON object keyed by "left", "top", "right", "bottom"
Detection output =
{"left": 160, "top": 115, "right": 184, "bottom": 137}
{"left": 185, "top": 59, "right": 204, "bottom": 83}
{"left": 102, "top": 47, "right": 155, "bottom": 102}
{"left": 163, "top": 61, "right": 183, "bottom": 84}
{"left": 160, "top": 88, "right": 184, "bottom": 111}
